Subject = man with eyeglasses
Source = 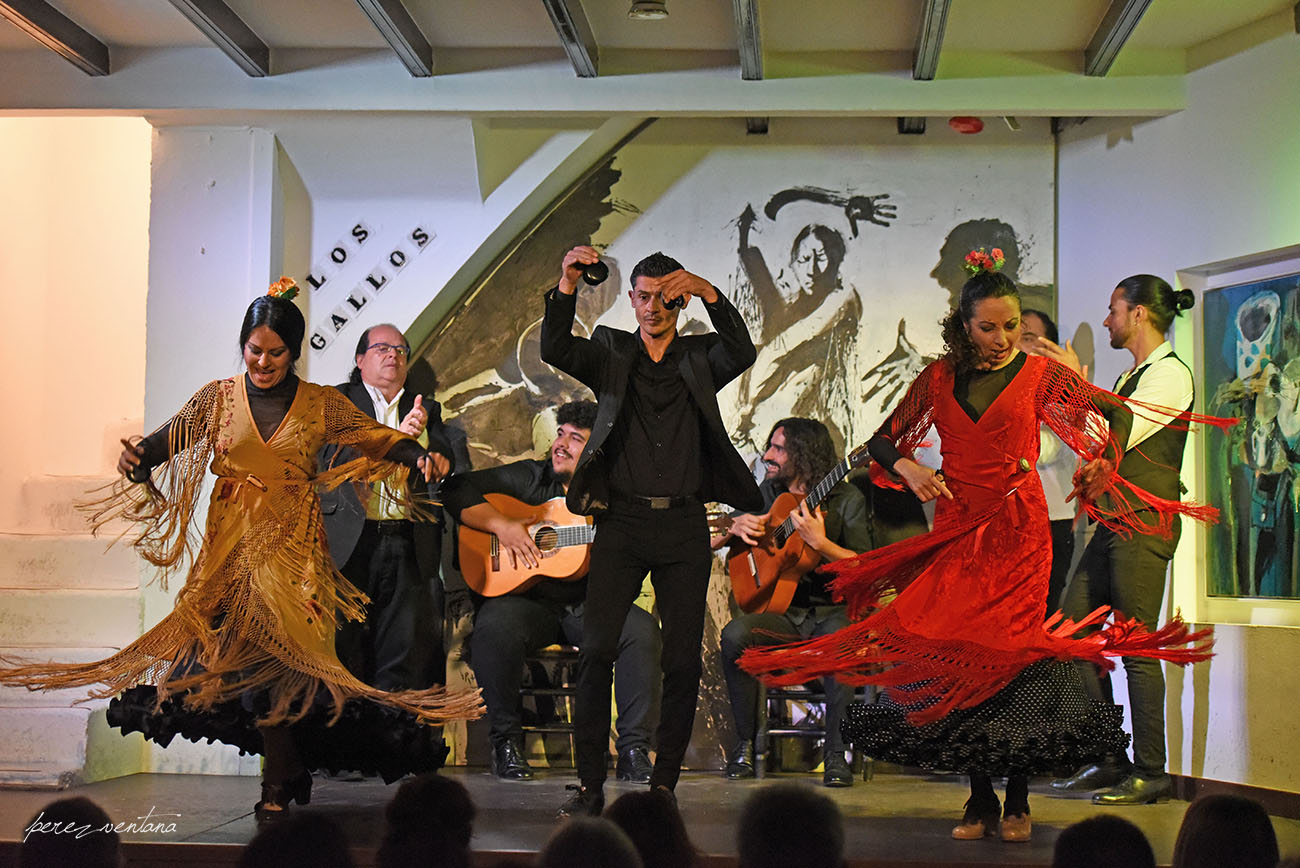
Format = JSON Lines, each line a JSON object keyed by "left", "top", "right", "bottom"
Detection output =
{"left": 320, "top": 324, "right": 457, "bottom": 727}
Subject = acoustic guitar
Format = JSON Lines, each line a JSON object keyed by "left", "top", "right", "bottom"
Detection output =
{"left": 727, "top": 443, "right": 872, "bottom": 614}
{"left": 458, "top": 494, "right": 595, "bottom": 597}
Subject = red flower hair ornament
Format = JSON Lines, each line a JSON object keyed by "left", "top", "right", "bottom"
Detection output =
{"left": 963, "top": 247, "right": 1006, "bottom": 276}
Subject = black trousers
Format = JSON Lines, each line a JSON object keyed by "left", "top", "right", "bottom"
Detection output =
{"left": 1061, "top": 518, "right": 1179, "bottom": 775}
{"left": 1044, "top": 518, "right": 1077, "bottom": 618}
{"left": 720, "top": 606, "right": 851, "bottom": 752}
{"left": 574, "top": 500, "right": 712, "bottom": 790}
{"left": 469, "top": 595, "right": 661, "bottom": 752}
{"left": 336, "top": 521, "right": 443, "bottom": 692}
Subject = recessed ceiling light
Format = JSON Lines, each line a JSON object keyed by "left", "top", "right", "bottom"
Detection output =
{"left": 628, "top": 1, "right": 668, "bottom": 20}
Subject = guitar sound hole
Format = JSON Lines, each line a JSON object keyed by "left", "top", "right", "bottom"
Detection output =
{"left": 533, "top": 527, "right": 559, "bottom": 552}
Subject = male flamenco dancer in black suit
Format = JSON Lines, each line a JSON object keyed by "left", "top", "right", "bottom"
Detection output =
{"left": 541, "top": 244, "right": 762, "bottom": 816}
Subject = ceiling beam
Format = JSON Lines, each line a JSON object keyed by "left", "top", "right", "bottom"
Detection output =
{"left": 913, "top": 0, "right": 951, "bottom": 80}
{"left": 540, "top": 0, "right": 598, "bottom": 78}
{"left": 355, "top": 0, "right": 433, "bottom": 77}
{"left": 169, "top": 0, "right": 269, "bottom": 77}
{"left": 732, "top": 0, "right": 762, "bottom": 80}
{"left": 0, "top": 0, "right": 109, "bottom": 76}
{"left": 1084, "top": 0, "right": 1153, "bottom": 76}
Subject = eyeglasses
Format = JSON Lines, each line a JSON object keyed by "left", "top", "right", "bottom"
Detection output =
{"left": 366, "top": 343, "right": 410, "bottom": 359}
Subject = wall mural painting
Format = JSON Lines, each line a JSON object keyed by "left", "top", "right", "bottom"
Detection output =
{"left": 423, "top": 141, "right": 1054, "bottom": 766}
{"left": 1204, "top": 274, "right": 1300, "bottom": 599}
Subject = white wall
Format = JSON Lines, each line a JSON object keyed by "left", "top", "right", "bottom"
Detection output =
{"left": 0, "top": 117, "right": 152, "bottom": 784}
{"left": 1058, "top": 33, "right": 1300, "bottom": 792}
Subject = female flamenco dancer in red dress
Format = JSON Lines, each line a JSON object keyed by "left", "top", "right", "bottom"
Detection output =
{"left": 741, "top": 259, "right": 1231, "bottom": 843}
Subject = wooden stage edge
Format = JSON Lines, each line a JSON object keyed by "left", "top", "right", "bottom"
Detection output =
{"left": 1, "top": 766, "right": 1298, "bottom": 868}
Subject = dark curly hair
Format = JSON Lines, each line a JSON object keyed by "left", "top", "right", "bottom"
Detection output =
{"left": 556, "top": 400, "right": 598, "bottom": 432}
{"left": 768, "top": 417, "right": 837, "bottom": 489}
{"left": 940, "top": 270, "right": 1021, "bottom": 371}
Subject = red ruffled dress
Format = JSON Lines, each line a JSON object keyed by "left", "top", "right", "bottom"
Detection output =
{"left": 740, "top": 353, "right": 1230, "bottom": 774}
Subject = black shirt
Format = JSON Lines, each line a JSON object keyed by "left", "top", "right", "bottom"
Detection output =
{"left": 605, "top": 337, "right": 704, "bottom": 499}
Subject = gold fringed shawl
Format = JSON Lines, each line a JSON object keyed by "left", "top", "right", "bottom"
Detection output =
{"left": 0, "top": 377, "right": 482, "bottom": 726}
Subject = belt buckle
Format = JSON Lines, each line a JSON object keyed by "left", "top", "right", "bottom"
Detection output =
{"left": 646, "top": 496, "right": 672, "bottom": 510}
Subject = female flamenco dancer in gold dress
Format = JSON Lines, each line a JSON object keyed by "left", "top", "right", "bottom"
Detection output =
{"left": 0, "top": 283, "right": 480, "bottom": 821}
{"left": 742, "top": 254, "right": 1231, "bottom": 842}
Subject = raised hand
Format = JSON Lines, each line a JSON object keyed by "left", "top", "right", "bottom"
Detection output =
{"left": 1030, "top": 336, "right": 1084, "bottom": 376}
{"left": 559, "top": 245, "right": 601, "bottom": 295}
{"left": 657, "top": 269, "right": 719, "bottom": 308}
{"left": 844, "top": 193, "right": 897, "bottom": 234}
{"left": 861, "top": 320, "right": 926, "bottom": 414}
{"left": 399, "top": 394, "right": 428, "bottom": 437}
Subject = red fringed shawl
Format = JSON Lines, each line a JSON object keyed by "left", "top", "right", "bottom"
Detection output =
{"left": 739, "top": 355, "right": 1232, "bottom": 724}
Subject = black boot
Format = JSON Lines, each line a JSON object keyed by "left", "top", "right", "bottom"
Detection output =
{"left": 725, "top": 741, "right": 756, "bottom": 780}
{"left": 556, "top": 784, "right": 605, "bottom": 818}
{"left": 490, "top": 738, "right": 534, "bottom": 781}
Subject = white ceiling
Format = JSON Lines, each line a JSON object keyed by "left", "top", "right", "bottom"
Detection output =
{"left": 0, "top": 0, "right": 1295, "bottom": 117}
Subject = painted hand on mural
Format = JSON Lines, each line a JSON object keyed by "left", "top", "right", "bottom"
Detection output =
{"left": 860, "top": 319, "right": 926, "bottom": 415}
{"left": 763, "top": 186, "right": 897, "bottom": 237}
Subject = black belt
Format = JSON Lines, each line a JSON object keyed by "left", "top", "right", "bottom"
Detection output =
{"left": 613, "top": 493, "right": 698, "bottom": 510}
{"left": 365, "top": 518, "right": 414, "bottom": 535}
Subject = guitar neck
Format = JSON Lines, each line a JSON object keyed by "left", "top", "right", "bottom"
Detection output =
{"left": 774, "top": 456, "right": 853, "bottom": 544}
{"left": 552, "top": 525, "right": 597, "bottom": 548}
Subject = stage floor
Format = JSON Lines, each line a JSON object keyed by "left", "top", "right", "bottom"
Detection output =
{"left": 2, "top": 767, "right": 1298, "bottom": 867}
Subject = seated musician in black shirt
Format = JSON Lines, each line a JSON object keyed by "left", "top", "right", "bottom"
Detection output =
{"left": 715, "top": 417, "right": 873, "bottom": 787}
{"left": 440, "top": 400, "right": 662, "bottom": 783}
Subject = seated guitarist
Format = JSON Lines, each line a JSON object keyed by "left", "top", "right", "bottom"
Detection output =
{"left": 440, "top": 400, "right": 663, "bottom": 783}
{"left": 714, "top": 417, "right": 873, "bottom": 788}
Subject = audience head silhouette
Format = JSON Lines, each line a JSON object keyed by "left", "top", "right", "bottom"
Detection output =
{"left": 20, "top": 797, "right": 122, "bottom": 868}
{"left": 1171, "top": 795, "right": 1278, "bottom": 868}
{"left": 737, "top": 783, "right": 845, "bottom": 868}
{"left": 1052, "top": 815, "right": 1154, "bottom": 868}
{"left": 537, "top": 817, "right": 643, "bottom": 868}
{"left": 377, "top": 773, "right": 475, "bottom": 868}
{"left": 239, "top": 813, "right": 353, "bottom": 868}
{"left": 605, "top": 789, "right": 698, "bottom": 868}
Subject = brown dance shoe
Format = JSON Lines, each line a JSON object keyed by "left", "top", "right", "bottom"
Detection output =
{"left": 999, "top": 812, "right": 1032, "bottom": 842}
{"left": 951, "top": 798, "right": 1000, "bottom": 840}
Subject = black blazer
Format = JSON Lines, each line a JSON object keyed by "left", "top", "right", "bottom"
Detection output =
{"left": 318, "top": 380, "right": 455, "bottom": 575}
{"left": 540, "top": 286, "right": 763, "bottom": 516}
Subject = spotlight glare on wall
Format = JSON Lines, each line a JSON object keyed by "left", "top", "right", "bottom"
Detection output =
{"left": 628, "top": 1, "right": 668, "bottom": 20}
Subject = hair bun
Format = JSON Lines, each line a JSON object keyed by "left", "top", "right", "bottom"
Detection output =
{"left": 1175, "top": 288, "right": 1195, "bottom": 311}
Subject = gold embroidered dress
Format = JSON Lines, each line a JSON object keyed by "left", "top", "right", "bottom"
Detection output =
{"left": 1, "top": 376, "right": 479, "bottom": 773}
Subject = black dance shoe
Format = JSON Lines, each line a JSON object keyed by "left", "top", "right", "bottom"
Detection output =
{"left": 724, "top": 741, "right": 756, "bottom": 779}
{"left": 556, "top": 784, "right": 605, "bottom": 818}
{"left": 1049, "top": 757, "right": 1130, "bottom": 793}
{"left": 254, "top": 770, "right": 313, "bottom": 823}
{"left": 615, "top": 746, "right": 654, "bottom": 783}
{"left": 1092, "top": 772, "right": 1172, "bottom": 805}
{"left": 822, "top": 752, "right": 854, "bottom": 788}
{"left": 490, "top": 739, "right": 535, "bottom": 781}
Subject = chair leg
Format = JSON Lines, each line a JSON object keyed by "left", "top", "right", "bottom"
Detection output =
{"left": 754, "top": 683, "right": 768, "bottom": 779}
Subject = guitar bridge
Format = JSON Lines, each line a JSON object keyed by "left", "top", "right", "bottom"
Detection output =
{"left": 490, "top": 535, "right": 499, "bottom": 572}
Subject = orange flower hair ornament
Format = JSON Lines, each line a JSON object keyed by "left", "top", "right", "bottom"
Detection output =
{"left": 268, "top": 276, "right": 299, "bottom": 300}
{"left": 963, "top": 247, "right": 1005, "bottom": 276}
